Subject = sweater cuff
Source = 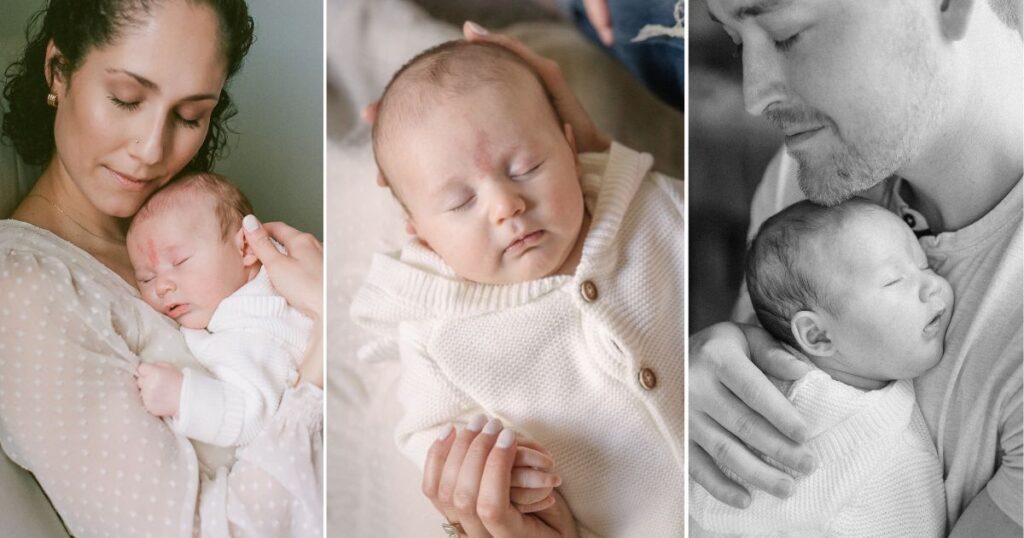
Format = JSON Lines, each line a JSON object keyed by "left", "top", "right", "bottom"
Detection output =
{"left": 174, "top": 368, "right": 247, "bottom": 447}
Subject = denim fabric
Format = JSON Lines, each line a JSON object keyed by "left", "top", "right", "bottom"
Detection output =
{"left": 567, "top": 0, "right": 684, "bottom": 110}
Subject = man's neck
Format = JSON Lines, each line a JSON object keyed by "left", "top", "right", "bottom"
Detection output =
{"left": 897, "top": 49, "right": 1023, "bottom": 233}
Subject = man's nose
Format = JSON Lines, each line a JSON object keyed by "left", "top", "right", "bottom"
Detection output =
{"left": 743, "top": 39, "right": 788, "bottom": 117}
{"left": 489, "top": 183, "right": 526, "bottom": 225}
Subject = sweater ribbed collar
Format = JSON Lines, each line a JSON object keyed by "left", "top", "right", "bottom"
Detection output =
{"left": 357, "top": 142, "right": 654, "bottom": 321}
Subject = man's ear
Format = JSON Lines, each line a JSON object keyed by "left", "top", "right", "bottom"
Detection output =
{"left": 791, "top": 311, "right": 835, "bottom": 358}
{"left": 44, "top": 39, "right": 68, "bottom": 96}
{"left": 939, "top": 0, "right": 975, "bottom": 41}
{"left": 236, "top": 227, "right": 259, "bottom": 267}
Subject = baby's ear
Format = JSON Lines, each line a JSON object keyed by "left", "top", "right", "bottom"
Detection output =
{"left": 791, "top": 311, "right": 835, "bottom": 357}
{"left": 235, "top": 227, "right": 259, "bottom": 267}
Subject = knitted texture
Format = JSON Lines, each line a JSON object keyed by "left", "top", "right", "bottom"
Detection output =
{"left": 351, "top": 143, "right": 686, "bottom": 537}
{"left": 175, "top": 267, "right": 313, "bottom": 447}
{"left": 691, "top": 371, "right": 946, "bottom": 537}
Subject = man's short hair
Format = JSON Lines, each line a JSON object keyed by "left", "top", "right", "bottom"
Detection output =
{"left": 132, "top": 172, "right": 254, "bottom": 240}
{"left": 745, "top": 198, "right": 886, "bottom": 347}
{"left": 371, "top": 40, "right": 562, "bottom": 202}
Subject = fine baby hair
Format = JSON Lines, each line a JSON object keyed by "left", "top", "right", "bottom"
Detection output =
{"left": 129, "top": 171, "right": 254, "bottom": 240}
{"left": 745, "top": 197, "right": 887, "bottom": 348}
{"left": 371, "top": 39, "right": 563, "bottom": 202}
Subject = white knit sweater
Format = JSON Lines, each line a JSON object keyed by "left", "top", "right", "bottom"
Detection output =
{"left": 352, "top": 143, "right": 685, "bottom": 538}
{"left": 690, "top": 370, "right": 946, "bottom": 537}
{"left": 174, "top": 267, "right": 314, "bottom": 447}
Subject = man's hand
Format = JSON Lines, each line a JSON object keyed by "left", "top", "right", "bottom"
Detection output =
{"left": 136, "top": 362, "right": 183, "bottom": 417}
{"left": 688, "top": 322, "right": 817, "bottom": 507}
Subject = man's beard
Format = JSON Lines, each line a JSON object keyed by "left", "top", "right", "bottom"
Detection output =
{"left": 791, "top": 130, "right": 909, "bottom": 206}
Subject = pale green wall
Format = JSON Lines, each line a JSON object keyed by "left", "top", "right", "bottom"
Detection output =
{"left": 1, "top": 0, "right": 323, "bottom": 239}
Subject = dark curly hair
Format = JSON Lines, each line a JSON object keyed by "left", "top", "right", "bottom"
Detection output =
{"left": 1, "top": 0, "right": 255, "bottom": 172}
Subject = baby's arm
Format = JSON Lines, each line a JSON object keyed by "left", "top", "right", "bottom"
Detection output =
{"left": 176, "top": 330, "right": 298, "bottom": 447}
{"left": 136, "top": 362, "right": 183, "bottom": 416}
{"left": 393, "top": 329, "right": 560, "bottom": 512}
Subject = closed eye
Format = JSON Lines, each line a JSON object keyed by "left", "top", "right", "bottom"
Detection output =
{"left": 511, "top": 162, "right": 542, "bottom": 180}
{"left": 175, "top": 113, "right": 202, "bottom": 129}
{"left": 173, "top": 256, "right": 191, "bottom": 266}
{"left": 884, "top": 276, "right": 902, "bottom": 287}
{"left": 109, "top": 96, "right": 140, "bottom": 111}
{"left": 774, "top": 33, "right": 800, "bottom": 52}
{"left": 448, "top": 195, "right": 475, "bottom": 212}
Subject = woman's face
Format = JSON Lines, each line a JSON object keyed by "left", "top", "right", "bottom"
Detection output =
{"left": 49, "top": 1, "right": 228, "bottom": 218}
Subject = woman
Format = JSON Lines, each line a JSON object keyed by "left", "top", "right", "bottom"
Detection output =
{"left": 0, "top": 1, "right": 323, "bottom": 536}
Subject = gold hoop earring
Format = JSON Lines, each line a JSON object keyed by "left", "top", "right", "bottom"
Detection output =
{"left": 46, "top": 93, "right": 58, "bottom": 108}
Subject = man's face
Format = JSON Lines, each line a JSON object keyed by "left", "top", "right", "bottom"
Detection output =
{"left": 384, "top": 72, "right": 585, "bottom": 285}
{"left": 707, "top": 0, "right": 953, "bottom": 205}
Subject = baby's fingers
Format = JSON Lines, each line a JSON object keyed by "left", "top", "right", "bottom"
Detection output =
{"left": 514, "top": 494, "right": 556, "bottom": 514}
{"left": 510, "top": 486, "right": 553, "bottom": 506}
{"left": 511, "top": 468, "right": 561, "bottom": 489}
{"left": 513, "top": 446, "right": 554, "bottom": 471}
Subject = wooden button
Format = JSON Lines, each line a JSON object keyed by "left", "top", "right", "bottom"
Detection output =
{"left": 580, "top": 280, "right": 598, "bottom": 303}
{"left": 638, "top": 368, "right": 657, "bottom": 390}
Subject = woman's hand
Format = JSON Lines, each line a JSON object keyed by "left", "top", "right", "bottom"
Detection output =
{"left": 423, "top": 416, "right": 577, "bottom": 537}
{"left": 462, "top": 21, "right": 611, "bottom": 155}
{"left": 242, "top": 215, "right": 323, "bottom": 387}
{"left": 688, "top": 321, "right": 817, "bottom": 508}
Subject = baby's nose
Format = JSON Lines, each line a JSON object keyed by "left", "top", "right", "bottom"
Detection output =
{"left": 156, "top": 277, "right": 175, "bottom": 296}
{"left": 489, "top": 186, "right": 526, "bottom": 225}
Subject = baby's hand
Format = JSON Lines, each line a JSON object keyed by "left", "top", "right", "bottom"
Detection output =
{"left": 511, "top": 437, "right": 562, "bottom": 513}
{"left": 136, "top": 363, "right": 183, "bottom": 417}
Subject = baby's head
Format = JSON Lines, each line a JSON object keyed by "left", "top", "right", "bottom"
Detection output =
{"left": 127, "top": 172, "right": 259, "bottom": 330}
{"left": 746, "top": 199, "right": 954, "bottom": 389}
{"left": 373, "top": 41, "right": 585, "bottom": 285}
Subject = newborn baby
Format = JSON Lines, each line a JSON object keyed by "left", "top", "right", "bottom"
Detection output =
{"left": 691, "top": 198, "right": 949, "bottom": 537}
{"left": 127, "top": 172, "right": 312, "bottom": 447}
{"left": 352, "top": 41, "right": 685, "bottom": 537}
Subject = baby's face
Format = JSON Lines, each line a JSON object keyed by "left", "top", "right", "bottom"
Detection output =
{"left": 386, "top": 75, "right": 584, "bottom": 285}
{"left": 815, "top": 209, "right": 953, "bottom": 381}
{"left": 128, "top": 197, "right": 252, "bottom": 329}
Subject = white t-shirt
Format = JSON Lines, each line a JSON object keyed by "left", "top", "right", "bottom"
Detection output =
{"left": 737, "top": 150, "right": 1023, "bottom": 527}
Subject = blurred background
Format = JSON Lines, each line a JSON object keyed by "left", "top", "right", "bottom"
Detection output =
{"left": 688, "top": 0, "right": 782, "bottom": 331}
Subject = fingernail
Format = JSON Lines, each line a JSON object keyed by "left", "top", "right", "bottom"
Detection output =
{"left": 436, "top": 423, "right": 454, "bottom": 441}
{"left": 466, "top": 21, "right": 488, "bottom": 35}
{"left": 774, "top": 479, "right": 794, "bottom": 498}
{"left": 733, "top": 492, "right": 751, "bottom": 508}
{"left": 466, "top": 414, "right": 487, "bottom": 432}
{"left": 482, "top": 418, "right": 503, "bottom": 435}
{"left": 554, "top": 475, "right": 562, "bottom": 487}
{"left": 797, "top": 454, "right": 817, "bottom": 474}
{"left": 495, "top": 428, "right": 515, "bottom": 448}
{"left": 242, "top": 214, "right": 260, "bottom": 231}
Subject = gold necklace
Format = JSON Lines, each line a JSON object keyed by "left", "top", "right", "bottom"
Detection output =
{"left": 23, "top": 193, "right": 126, "bottom": 245}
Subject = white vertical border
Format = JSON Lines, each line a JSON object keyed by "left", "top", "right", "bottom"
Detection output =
{"left": 320, "top": 0, "right": 329, "bottom": 534}
{"left": 682, "top": 0, "right": 692, "bottom": 535}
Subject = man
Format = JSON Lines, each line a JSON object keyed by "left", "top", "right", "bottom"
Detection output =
{"left": 689, "top": 0, "right": 1023, "bottom": 535}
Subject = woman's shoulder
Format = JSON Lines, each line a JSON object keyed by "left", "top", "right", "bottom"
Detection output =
{"left": 0, "top": 220, "right": 131, "bottom": 295}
